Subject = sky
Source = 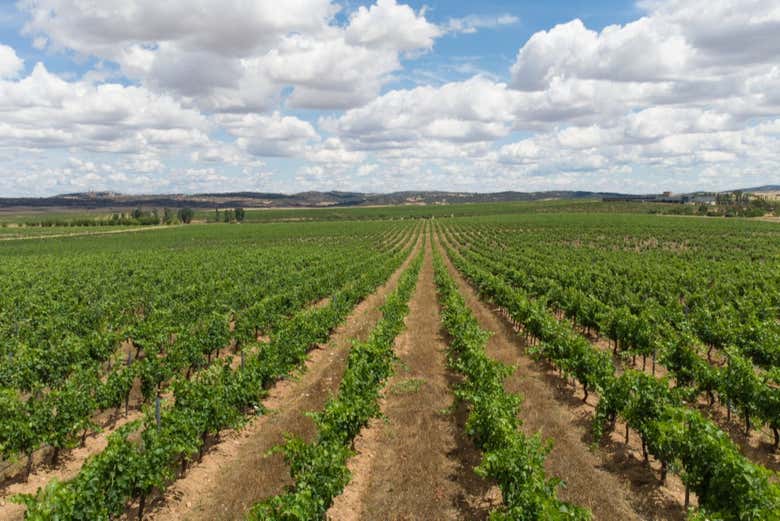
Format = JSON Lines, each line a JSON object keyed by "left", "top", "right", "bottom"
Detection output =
{"left": 0, "top": 0, "right": 779, "bottom": 196}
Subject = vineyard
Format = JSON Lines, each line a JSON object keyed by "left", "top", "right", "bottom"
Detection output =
{"left": 0, "top": 205, "right": 779, "bottom": 520}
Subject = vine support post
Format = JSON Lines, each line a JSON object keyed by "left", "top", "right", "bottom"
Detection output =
{"left": 155, "top": 394, "right": 161, "bottom": 431}
{"left": 25, "top": 450, "right": 33, "bottom": 479}
{"left": 50, "top": 446, "right": 60, "bottom": 466}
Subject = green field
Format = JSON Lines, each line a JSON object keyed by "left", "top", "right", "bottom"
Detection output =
{"left": 199, "top": 199, "right": 687, "bottom": 222}
{"left": 1, "top": 203, "right": 779, "bottom": 521}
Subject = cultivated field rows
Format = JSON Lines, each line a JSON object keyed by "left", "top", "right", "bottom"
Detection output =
{"left": 1, "top": 212, "right": 779, "bottom": 520}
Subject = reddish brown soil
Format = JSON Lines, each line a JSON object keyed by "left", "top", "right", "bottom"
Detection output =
{"left": 328, "top": 232, "right": 496, "bottom": 521}
{"left": 435, "top": 230, "right": 688, "bottom": 521}
{"left": 145, "top": 234, "right": 423, "bottom": 521}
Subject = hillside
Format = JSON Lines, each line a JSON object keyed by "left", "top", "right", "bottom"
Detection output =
{"left": 0, "top": 190, "right": 640, "bottom": 210}
{"left": 1, "top": 186, "right": 775, "bottom": 211}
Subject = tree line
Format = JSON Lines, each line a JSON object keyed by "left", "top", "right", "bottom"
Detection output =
{"left": 11, "top": 207, "right": 247, "bottom": 227}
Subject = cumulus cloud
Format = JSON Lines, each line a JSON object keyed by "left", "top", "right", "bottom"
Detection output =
{"left": 510, "top": 18, "right": 691, "bottom": 90}
{"left": 4, "top": 0, "right": 780, "bottom": 195}
{"left": 217, "top": 112, "right": 319, "bottom": 157}
{"left": 0, "top": 62, "right": 207, "bottom": 153}
{"left": 329, "top": 76, "right": 517, "bottom": 149}
{"left": 0, "top": 44, "right": 23, "bottom": 78}
{"left": 263, "top": 31, "right": 401, "bottom": 110}
{"left": 20, "top": 0, "right": 441, "bottom": 111}
{"left": 508, "top": 1, "right": 780, "bottom": 117}
{"left": 305, "top": 138, "right": 365, "bottom": 164}
{"left": 345, "top": 0, "right": 440, "bottom": 51}
{"left": 20, "top": 0, "right": 337, "bottom": 57}
{"left": 322, "top": 0, "right": 779, "bottom": 191}
{"left": 641, "top": 0, "right": 780, "bottom": 65}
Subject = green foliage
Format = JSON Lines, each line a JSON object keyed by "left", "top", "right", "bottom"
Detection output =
{"left": 441, "top": 222, "right": 780, "bottom": 521}
{"left": 433, "top": 253, "right": 590, "bottom": 520}
{"left": 249, "top": 246, "right": 423, "bottom": 520}
{"left": 7, "top": 221, "right": 419, "bottom": 518}
{"left": 177, "top": 207, "right": 194, "bottom": 224}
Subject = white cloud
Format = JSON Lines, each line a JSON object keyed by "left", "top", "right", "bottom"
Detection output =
{"left": 0, "top": 63, "right": 207, "bottom": 153}
{"left": 510, "top": 18, "right": 691, "bottom": 91}
{"left": 0, "top": 44, "right": 23, "bottom": 78}
{"left": 20, "top": 0, "right": 442, "bottom": 112}
{"left": 4, "top": 0, "right": 780, "bottom": 195}
{"left": 345, "top": 0, "right": 440, "bottom": 51}
{"left": 640, "top": 0, "right": 780, "bottom": 66}
{"left": 217, "top": 112, "right": 319, "bottom": 157}
{"left": 264, "top": 31, "right": 400, "bottom": 110}
{"left": 190, "top": 143, "right": 259, "bottom": 166}
{"left": 444, "top": 14, "right": 519, "bottom": 35}
{"left": 20, "top": 0, "right": 337, "bottom": 58}
{"left": 305, "top": 138, "right": 365, "bottom": 164}
{"left": 329, "top": 76, "right": 517, "bottom": 149}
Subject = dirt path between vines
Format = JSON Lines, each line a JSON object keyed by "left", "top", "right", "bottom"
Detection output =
{"left": 0, "top": 411, "right": 144, "bottom": 521}
{"left": 0, "top": 343, "right": 236, "bottom": 520}
{"left": 580, "top": 326, "right": 780, "bottom": 473}
{"left": 147, "top": 233, "right": 422, "bottom": 521}
{"left": 328, "top": 230, "right": 495, "bottom": 521}
{"left": 0, "top": 224, "right": 184, "bottom": 242}
{"left": 458, "top": 227, "right": 780, "bottom": 472}
{"left": 435, "top": 230, "right": 688, "bottom": 521}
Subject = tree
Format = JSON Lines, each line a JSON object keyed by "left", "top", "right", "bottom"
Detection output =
{"left": 235, "top": 207, "right": 245, "bottom": 222}
{"left": 177, "top": 207, "right": 194, "bottom": 224}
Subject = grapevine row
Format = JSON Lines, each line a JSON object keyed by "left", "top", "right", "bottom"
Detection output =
{"left": 12, "top": 228, "right": 418, "bottom": 519}
{"left": 433, "top": 249, "right": 590, "bottom": 520}
{"left": 439, "top": 228, "right": 780, "bottom": 521}
{"left": 0, "top": 227, "right": 413, "bottom": 481}
{"left": 450, "top": 224, "right": 780, "bottom": 449}
{"left": 248, "top": 238, "right": 425, "bottom": 519}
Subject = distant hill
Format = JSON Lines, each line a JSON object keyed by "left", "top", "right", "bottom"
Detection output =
{"left": 737, "top": 185, "right": 780, "bottom": 192}
{"left": 0, "top": 190, "right": 626, "bottom": 210}
{"left": 0, "top": 186, "right": 776, "bottom": 210}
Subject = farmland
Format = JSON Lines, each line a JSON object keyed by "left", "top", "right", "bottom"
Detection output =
{"left": 0, "top": 203, "right": 779, "bottom": 520}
